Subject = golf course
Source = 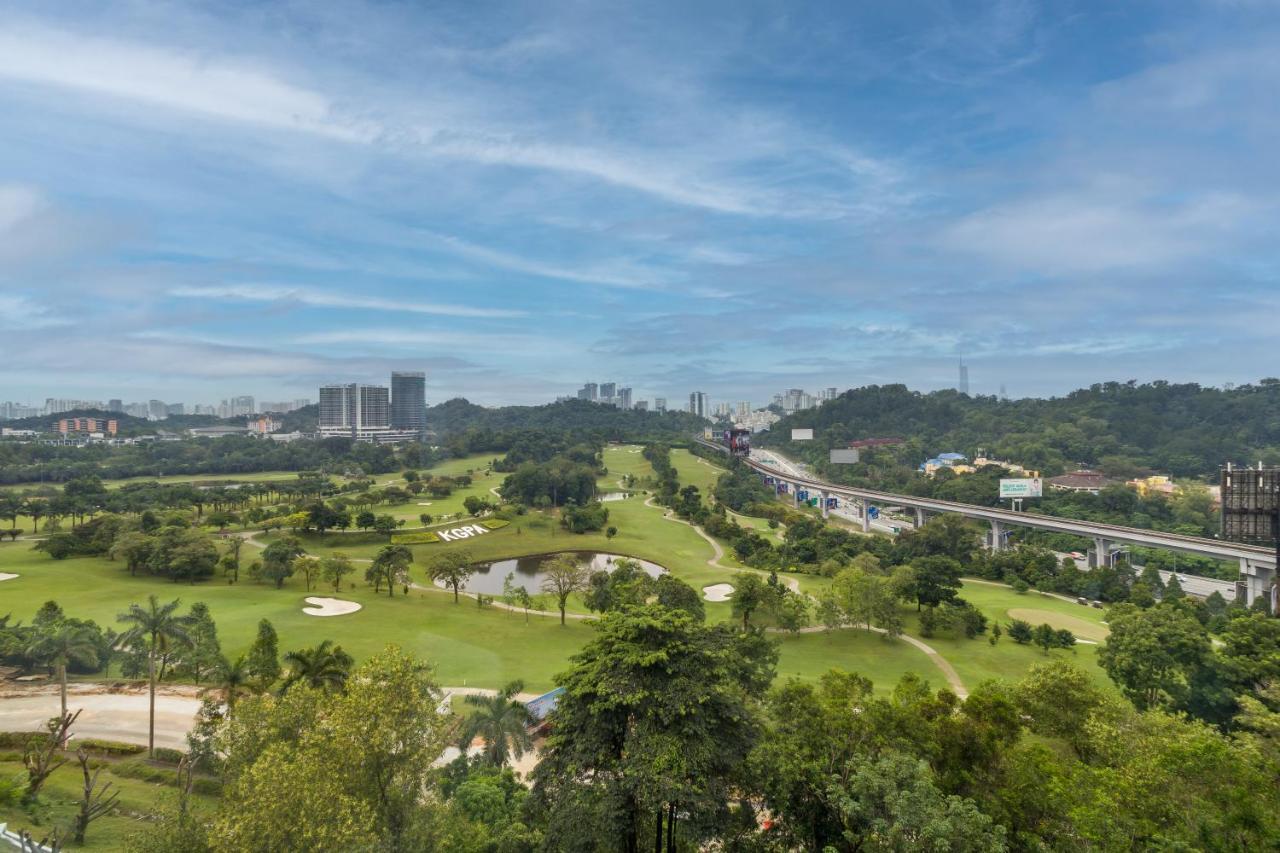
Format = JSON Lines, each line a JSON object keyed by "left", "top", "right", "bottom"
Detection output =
{"left": 0, "top": 446, "right": 1111, "bottom": 695}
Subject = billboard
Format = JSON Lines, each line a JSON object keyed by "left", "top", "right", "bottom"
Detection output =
{"left": 791, "top": 428, "right": 814, "bottom": 441}
{"left": 725, "top": 428, "right": 751, "bottom": 457}
{"left": 999, "top": 477, "right": 1043, "bottom": 499}
{"left": 830, "top": 449, "right": 860, "bottom": 464}
{"left": 1221, "top": 466, "right": 1280, "bottom": 543}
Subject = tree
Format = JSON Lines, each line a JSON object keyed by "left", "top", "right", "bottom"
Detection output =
{"left": 1032, "top": 623, "right": 1057, "bottom": 654}
{"left": 321, "top": 552, "right": 355, "bottom": 593}
{"left": 282, "top": 640, "right": 354, "bottom": 693}
{"left": 294, "top": 555, "right": 321, "bottom": 592}
{"left": 211, "top": 654, "right": 253, "bottom": 714}
{"left": 110, "top": 531, "right": 154, "bottom": 577}
{"left": 73, "top": 746, "right": 120, "bottom": 844}
{"left": 1098, "top": 603, "right": 1210, "bottom": 710}
{"left": 531, "top": 605, "right": 777, "bottom": 850}
{"left": 372, "top": 514, "right": 400, "bottom": 536}
{"left": 117, "top": 596, "right": 195, "bottom": 757}
{"left": 1163, "top": 572, "right": 1186, "bottom": 601}
{"left": 245, "top": 619, "right": 281, "bottom": 690}
{"left": 606, "top": 525, "right": 618, "bottom": 540}
{"left": 426, "top": 549, "right": 473, "bottom": 603}
{"left": 730, "top": 571, "right": 772, "bottom": 630}
{"left": 459, "top": 680, "right": 534, "bottom": 767}
{"left": 26, "top": 621, "right": 99, "bottom": 723}
{"left": 260, "top": 536, "right": 303, "bottom": 589}
{"left": 1007, "top": 619, "right": 1033, "bottom": 644}
{"left": 356, "top": 510, "right": 376, "bottom": 530}
{"left": 180, "top": 602, "right": 221, "bottom": 684}
{"left": 214, "top": 646, "right": 451, "bottom": 849}
{"left": 652, "top": 574, "right": 705, "bottom": 621}
{"left": 905, "top": 555, "right": 963, "bottom": 610}
{"left": 23, "top": 710, "right": 80, "bottom": 801}
{"left": 540, "top": 554, "right": 590, "bottom": 625}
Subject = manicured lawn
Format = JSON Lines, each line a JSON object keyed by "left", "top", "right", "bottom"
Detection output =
{"left": 773, "top": 628, "right": 942, "bottom": 694}
{"left": 0, "top": 757, "right": 217, "bottom": 850}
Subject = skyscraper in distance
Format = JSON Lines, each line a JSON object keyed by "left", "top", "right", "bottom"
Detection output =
{"left": 391, "top": 371, "right": 427, "bottom": 436}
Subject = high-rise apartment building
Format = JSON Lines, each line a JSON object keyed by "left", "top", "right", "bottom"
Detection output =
{"left": 654, "top": 397, "right": 666, "bottom": 413}
{"left": 599, "top": 382, "right": 616, "bottom": 399}
{"left": 634, "top": 400, "right": 649, "bottom": 411}
{"left": 617, "top": 387, "right": 632, "bottom": 409}
{"left": 108, "top": 399, "right": 123, "bottom": 413}
{"left": 579, "top": 383, "right": 599, "bottom": 401}
{"left": 688, "top": 391, "right": 708, "bottom": 418}
{"left": 391, "top": 371, "right": 427, "bottom": 436}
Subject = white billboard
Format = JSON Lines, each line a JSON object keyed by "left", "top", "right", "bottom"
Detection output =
{"left": 792, "top": 428, "right": 814, "bottom": 441}
{"left": 830, "top": 449, "right": 859, "bottom": 464}
{"left": 1000, "top": 477, "right": 1043, "bottom": 499}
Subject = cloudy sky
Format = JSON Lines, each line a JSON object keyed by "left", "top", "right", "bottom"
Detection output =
{"left": 1, "top": 0, "right": 1277, "bottom": 408}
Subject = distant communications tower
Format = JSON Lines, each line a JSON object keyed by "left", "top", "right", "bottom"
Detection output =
{"left": 958, "top": 358, "right": 970, "bottom": 395}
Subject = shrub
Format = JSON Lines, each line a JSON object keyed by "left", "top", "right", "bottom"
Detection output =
{"left": 151, "top": 746, "right": 187, "bottom": 765}
{"left": 391, "top": 532, "right": 441, "bottom": 545}
{"left": 74, "top": 738, "right": 146, "bottom": 756}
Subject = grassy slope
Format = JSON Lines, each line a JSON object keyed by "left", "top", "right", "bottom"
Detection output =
{"left": 0, "top": 758, "right": 216, "bottom": 850}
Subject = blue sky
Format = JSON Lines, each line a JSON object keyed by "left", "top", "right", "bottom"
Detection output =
{"left": 1, "top": 0, "right": 1277, "bottom": 407}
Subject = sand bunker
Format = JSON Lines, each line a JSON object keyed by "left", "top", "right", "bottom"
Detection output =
{"left": 0, "top": 573, "right": 17, "bottom": 582}
{"left": 703, "top": 583, "right": 734, "bottom": 602}
{"left": 303, "top": 597, "right": 363, "bottom": 617}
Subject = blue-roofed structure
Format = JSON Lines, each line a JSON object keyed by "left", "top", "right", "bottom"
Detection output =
{"left": 526, "top": 687, "right": 564, "bottom": 723}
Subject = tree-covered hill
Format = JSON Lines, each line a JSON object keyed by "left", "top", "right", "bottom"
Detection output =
{"left": 761, "top": 379, "right": 1280, "bottom": 480}
{"left": 427, "top": 398, "right": 705, "bottom": 443}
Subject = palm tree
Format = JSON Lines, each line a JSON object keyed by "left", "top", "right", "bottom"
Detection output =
{"left": 280, "top": 640, "right": 354, "bottom": 694}
{"left": 458, "top": 680, "right": 534, "bottom": 767}
{"left": 209, "top": 654, "right": 253, "bottom": 713}
{"left": 117, "top": 596, "right": 195, "bottom": 757}
{"left": 26, "top": 623, "right": 99, "bottom": 724}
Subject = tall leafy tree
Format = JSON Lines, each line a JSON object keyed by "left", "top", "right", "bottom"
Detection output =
{"left": 531, "top": 605, "right": 777, "bottom": 850}
{"left": 245, "top": 619, "right": 281, "bottom": 689}
{"left": 1098, "top": 603, "right": 1210, "bottom": 711}
{"left": 425, "top": 549, "right": 472, "bottom": 603}
{"left": 540, "top": 554, "right": 590, "bottom": 625}
{"left": 117, "top": 595, "right": 195, "bottom": 756}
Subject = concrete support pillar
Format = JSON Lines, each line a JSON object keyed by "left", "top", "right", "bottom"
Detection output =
{"left": 915, "top": 507, "right": 926, "bottom": 528}
{"left": 793, "top": 484, "right": 802, "bottom": 506}
{"left": 861, "top": 504, "right": 871, "bottom": 533}
{"left": 989, "top": 520, "right": 1005, "bottom": 552}
{"left": 1238, "top": 558, "right": 1277, "bottom": 609}
{"left": 1092, "top": 537, "right": 1111, "bottom": 569}
{"left": 820, "top": 491, "right": 830, "bottom": 519}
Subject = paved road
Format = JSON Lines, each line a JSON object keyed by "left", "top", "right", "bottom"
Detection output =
{"left": 750, "top": 450, "right": 910, "bottom": 535}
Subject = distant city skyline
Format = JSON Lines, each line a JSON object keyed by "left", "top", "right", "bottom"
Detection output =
{"left": 2, "top": 3, "right": 1277, "bottom": 403}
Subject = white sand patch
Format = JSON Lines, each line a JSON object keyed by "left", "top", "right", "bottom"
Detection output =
{"left": 417, "top": 501, "right": 433, "bottom": 506}
{"left": 303, "top": 597, "right": 363, "bottom": 617}
{"left": 703, "top": 583, "right": 734, "bottom": 602}
{"left": 0, "top": 573, "right": 17, "bottom": 582}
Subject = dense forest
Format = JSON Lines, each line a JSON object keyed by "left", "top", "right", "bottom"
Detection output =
{"left": 761, "top": 379, "right": 1280, "bottom": 479}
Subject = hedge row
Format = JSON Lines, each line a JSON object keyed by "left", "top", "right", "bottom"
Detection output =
{"left": 391, "top": 518, "right": 510, "bottom": 545}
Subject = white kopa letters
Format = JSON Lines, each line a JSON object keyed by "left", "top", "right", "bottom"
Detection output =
{"left": 436, "top": 524, "right": 491, "bottom": 543}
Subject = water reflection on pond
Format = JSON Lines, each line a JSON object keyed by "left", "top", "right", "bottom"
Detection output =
{"left": 447, "top": 552, "right": 665, "bottom": 596}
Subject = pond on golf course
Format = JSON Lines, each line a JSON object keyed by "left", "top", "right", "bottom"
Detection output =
{"left": 444, "top": 551, "right": 665, "bottom": 596}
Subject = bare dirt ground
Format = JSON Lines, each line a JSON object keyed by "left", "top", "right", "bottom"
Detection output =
{"left": 0, "top": 682, "right": 202, "bottom": 749}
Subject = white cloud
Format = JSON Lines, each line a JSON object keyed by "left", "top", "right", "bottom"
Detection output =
{"left": 0, "top": 23, "right": 373, "bottom": 141}
{"left": 0, "top": 185, "right": 45, "bottom": 232}
{"left": 169, "top": 284, "right": 526, "bottom": 319}
{"left": 422, "top": 231, "right": 667, "bottom": 289}
{"left": 937, "top": 189, "right": 1257, "bottom": 273}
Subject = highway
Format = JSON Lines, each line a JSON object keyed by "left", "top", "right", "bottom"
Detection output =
{"left": 697, "top": 439, "right": 1271, "bottom": 604}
